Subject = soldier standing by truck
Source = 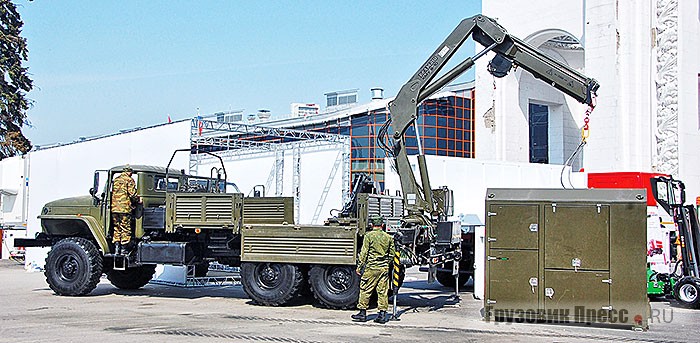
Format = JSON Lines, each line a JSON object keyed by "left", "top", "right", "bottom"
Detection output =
{"left": 352, "top": 215, "right": 395, "bottom": 324}
{"left": 111, "top": 165, "right": 140, "bottom": 255}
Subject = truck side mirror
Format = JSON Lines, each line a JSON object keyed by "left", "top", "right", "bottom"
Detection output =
{"left": 90, "top": 172, "right": 101, "bottom": 206}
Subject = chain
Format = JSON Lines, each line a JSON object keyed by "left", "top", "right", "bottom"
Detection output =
{"left": 581, "top": 95, "right": 597, "bottom": 142}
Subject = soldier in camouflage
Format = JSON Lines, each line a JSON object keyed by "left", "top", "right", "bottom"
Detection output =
{"left": 111, "top": 165, "right": 140, "bottom": 255}
{"left": 351, "top": 215, "right": 395, "bottom": 324}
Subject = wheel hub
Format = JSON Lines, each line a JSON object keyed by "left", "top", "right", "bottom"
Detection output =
{"left": 57, "top": 255, "right": 79, "bottom": 281}
{"left": 327, "top": 267, "right": 351, "bottom": 293}
{"left": 257, "top": 264, "right": 280, "bottom": 289}
{"left": 679, "top": 283, "right": 698, "bottom": 303}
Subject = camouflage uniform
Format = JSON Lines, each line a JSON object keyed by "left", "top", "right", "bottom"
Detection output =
{"left": 111, "top": 169, "right": 138, "bottom": 245}
{"left": 356, "top": 220, "right": 395, "bottom": 312}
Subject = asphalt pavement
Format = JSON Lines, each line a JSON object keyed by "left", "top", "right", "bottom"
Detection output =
{"left": 0, "top": 260, "right": 697, "bottom": 343}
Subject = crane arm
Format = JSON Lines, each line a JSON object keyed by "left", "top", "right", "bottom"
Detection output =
{"left": 382, "top": 14, "right": 600, "bottom": 222}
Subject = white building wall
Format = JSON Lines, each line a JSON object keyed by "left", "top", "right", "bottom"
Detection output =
{"left": 584, "top": 0, "right": 655, "bottom": 173}
{"left": 677, "top": 0, "right": 700, "bottom": 198}
{"left": 24, "top": 121, "right": 191, "bottom": 268}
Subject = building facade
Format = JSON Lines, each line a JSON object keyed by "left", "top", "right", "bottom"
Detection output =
{"left": 477, "top": 0, "right": 700, "bottom": 196}
{"left": 243, "top": 87, "right": 475, "bottom": 188}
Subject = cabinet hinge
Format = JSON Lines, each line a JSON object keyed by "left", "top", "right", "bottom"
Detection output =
{"left": 552, "top": 203, "right": 557, "bottom": 213}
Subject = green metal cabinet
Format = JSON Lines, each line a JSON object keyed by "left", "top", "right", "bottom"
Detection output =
{"left": 544, "top": 204, "right": 610, "bottom": 271}
{"left": 487, "top": 204, "right": 539, "bottom": 250}
{"left": 544, "top": 270, "right": 612, "bottom": 320}
{"left": 483, "top": 189, "right": 649, "bottom": 329}
{"left": 486, "top": 249, "right": 539, "bottom": 312}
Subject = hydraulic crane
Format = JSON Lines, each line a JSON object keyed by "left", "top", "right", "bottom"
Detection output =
{"left": 379, "top": 14, "right": 600, "bottom": 279}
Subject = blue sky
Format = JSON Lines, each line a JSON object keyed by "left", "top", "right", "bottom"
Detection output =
{"left": 16, "top": 1, "right": 481, "bottom": 145}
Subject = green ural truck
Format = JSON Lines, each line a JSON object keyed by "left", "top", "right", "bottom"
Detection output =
{"left": 19, "top": 159, "right": 410, "bottom": 309}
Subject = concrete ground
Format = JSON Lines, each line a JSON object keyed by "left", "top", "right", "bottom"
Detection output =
{"left": 0, "top": 259, "right": 697, "bottom": 343}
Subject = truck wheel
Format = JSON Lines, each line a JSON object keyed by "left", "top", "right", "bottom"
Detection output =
{"left": 241, "top": 262, "right": 303, "bottom": 306}
{"left": 107, "top": 265, "right": 156, "bottom": 290}
{"left": 673, "top": 277, "right": 700, "bottom": 309}
{"left": 44, "top": 237, "right": 103, "bottom": 296}
{"left": 308, "top": 265, "right": 360, "bottom": 309}
{"left": 436, "top": 262, "right": 469, "bottom": 289}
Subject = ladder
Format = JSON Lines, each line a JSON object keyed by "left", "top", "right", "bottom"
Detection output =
{"left": 312, "top": 151, "right": 342, "bottom": 223}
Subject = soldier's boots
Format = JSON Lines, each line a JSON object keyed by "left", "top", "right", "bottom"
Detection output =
{"left": 351, "top": 309, "right": 367, "bottom": 322}
{"left": 374, "top": 310, "right": 388, "bottom": 324}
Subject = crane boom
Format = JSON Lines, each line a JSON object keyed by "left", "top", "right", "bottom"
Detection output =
{"left": 381, "top": 15, "right": 600, "bottom": 227}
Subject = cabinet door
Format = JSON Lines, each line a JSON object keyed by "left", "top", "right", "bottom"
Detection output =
{"left": 486, "top": 249, "right": 539, "bottom": 313}
{"left": 544, "top": 270, "right": 611, "bottom": 321}
{"left": 544, "top": 205, "right": 609, "bottom": 271}
{"left": 487, "top": 204, "right": 539, "bottom": 250}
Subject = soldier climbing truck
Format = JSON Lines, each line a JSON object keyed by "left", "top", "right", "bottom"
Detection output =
{"left": 16, "top": 14, "right": 599, "bottom": 309}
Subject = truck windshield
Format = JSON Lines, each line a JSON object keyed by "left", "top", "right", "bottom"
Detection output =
{"left": 154, "top": 175, "right": 179, "bottom": 192}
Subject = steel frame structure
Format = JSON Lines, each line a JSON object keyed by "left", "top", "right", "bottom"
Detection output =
{"left": 189, "top": 119, "right": 351, "bottom": 216}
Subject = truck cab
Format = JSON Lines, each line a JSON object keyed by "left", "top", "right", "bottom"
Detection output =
{"left": 39, "top": 165, "right": 188, "bottom": 255}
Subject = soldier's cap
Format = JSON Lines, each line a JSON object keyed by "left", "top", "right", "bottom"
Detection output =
{"left": 122, "top": 165, "right": 133, "bottom": 173}
{"left": 370, "top": 215, "right": 384, "bottom": 226}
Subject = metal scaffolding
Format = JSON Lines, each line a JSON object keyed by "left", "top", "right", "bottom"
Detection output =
{"left": 189, "top": 118, "right": 351, "bottom": 220}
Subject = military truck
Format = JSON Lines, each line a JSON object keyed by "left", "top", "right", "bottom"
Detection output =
{"left": 17, "top": 151, "right": 408, "bottom": 309}
{"left": 18, "top": 14, "right": 600, "bottom": 309}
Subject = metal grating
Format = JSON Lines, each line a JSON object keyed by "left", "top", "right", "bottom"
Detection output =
{"left": 367, "top": 195, "right": 404, "bottom": 218}
{"left": 243, "top": 237, "right": 354, "bottom": 257}
{"left": 204, "top": 197, "right": 233, "bottom": 221}
{"left": 243, "top": 203, "right": 287, "bottom": 223}
{"left": 175, "top": 197, "right": 203, "bottom": 221}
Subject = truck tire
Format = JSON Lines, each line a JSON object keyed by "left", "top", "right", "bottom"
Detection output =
{"left": 436, "top": 261, "right": 469, "bottom": 289}
{"left": 241, "top": 262, "right": 303, "bottom": 306}
{"left": 107, "top": 265, "right": 157, "bottom": 290}
{"left": 44, "top": 237, "right": 103, "bottom": 296}
{"left": 673, "top": 277, "right": 700, "bottom": 309}
{"left": 308, "top": 265, "right": 360, "bottom": 309}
